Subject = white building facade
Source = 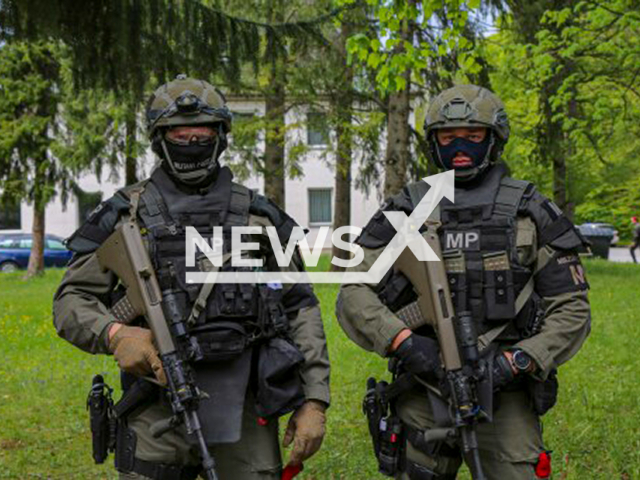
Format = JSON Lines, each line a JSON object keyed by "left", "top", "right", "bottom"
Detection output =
{"left": 1, "top": 98, "right": 385, "bottom": 250}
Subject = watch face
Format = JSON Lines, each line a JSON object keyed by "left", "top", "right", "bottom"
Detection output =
{"left": 513, "top": 351, "right": 532, "bottom": 371}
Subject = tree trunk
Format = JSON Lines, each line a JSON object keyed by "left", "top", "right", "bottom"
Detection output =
{"left": 263, "top": 82, "right": 286, "bottom": 208}
{"left": 263, "top": 0, "right": 286, "bottom": 208}
{"left": 540, "top": 78, "right": 568, "bottom": 215}
{"left": 125, "top": 103, "right": 138, "bottom": 186}
{"left": 25, "top": 197, "right": 46, "bottom": 279}
{"left": 384, "top": 14, "right": 413, "bottom": 198}
{"left": 331, "top": 23, "right": 355, "bottom": 271}
{"left": 384, "top": 72, "right": 411, "bottom": 198}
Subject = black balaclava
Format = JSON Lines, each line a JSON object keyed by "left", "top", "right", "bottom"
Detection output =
{"left": 156, "top": 123, "right": 225, "bottom": 187}
{"left": 436, "top": 134, "right": 492, "bottom": 170}
{"left": 434, "top": 131, "right": 496, "bottom": 184}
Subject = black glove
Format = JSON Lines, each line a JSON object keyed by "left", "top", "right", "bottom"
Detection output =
{"left": 393, "top": 334, "right": 443, "bottom": 382}
{"left": 492, "top": 352, "right": 516, "bottom": 391}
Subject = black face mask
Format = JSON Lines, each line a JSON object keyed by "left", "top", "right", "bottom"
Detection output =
{"left": 436, "top": 135, "right": 491, "bottom": 170}
{"left": 163, "top": 142, "right": 217, "bottom": 173}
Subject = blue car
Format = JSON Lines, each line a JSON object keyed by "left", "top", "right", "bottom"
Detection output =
{"left": 0, "top": 233, "right": 73, "bottom": 272}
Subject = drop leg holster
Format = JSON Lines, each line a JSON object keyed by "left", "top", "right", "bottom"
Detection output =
{"left": 109, "top": 378, "right": 201, "bottom": 480}
{"left": 363, "top": 372, "right": 459, "bottom": 480}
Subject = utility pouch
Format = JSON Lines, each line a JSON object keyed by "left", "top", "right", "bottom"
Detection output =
{"left": 363, "top": 378, "right": 404, "bottom": 477}
{"left": 190, "top": 321, "right": 247, "bottom": 363}
{"left": 527, "top": 370, "right": 559, "bottom": 416}
{"left": 376, "top": 269, "right": 418, "bottom": 313}
{"left": 483, "top": 251, "right": 516, "bottom": 321}
{"left": 255, "top": 337, "right": 306, "bottom": 418}
{"left": 443, "top": 250, "right": 467, "bottom": 313}
{"left": 86, "top": 374, "right": 116, "bottom": 464}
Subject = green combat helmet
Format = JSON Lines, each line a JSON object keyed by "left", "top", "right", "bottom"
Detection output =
{"left": 424, "top": 84, "right": 510, "bottom": 181}
{"left": 146, "top": 74, "right": 233, "bottom": 184}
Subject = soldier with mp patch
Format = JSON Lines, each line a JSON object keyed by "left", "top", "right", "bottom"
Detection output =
{"left": 336, "top": 85, "right": 590, "bottom": 480}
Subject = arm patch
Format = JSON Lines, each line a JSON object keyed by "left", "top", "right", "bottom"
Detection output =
{"left": 65, "top": 192, "right": 130, "bottom": 254}
{"left": 535, "top": 250, "right": 589, "bottom": 297}
{"left": 521, "top": 190, "right": 589, "bottom": 252}
{"left": 249, "top": 193, "right": 299, "bottom": 245}
{"left": 356, "top": 186, "right": 416, "bottom": 249}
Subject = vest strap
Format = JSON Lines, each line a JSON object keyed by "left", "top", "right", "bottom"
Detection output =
{"left": 493, "top": 177, "right": 530, "bottom": 218}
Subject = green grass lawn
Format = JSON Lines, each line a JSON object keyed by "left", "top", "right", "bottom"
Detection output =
{"left": 0, "top": 259, "right": 639, "bottom": 479}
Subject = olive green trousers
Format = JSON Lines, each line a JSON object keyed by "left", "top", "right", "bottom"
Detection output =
{"left": 118, "top": 396, "right": 282, "bottom": 480}
{"left": 396, "top": 389, "right": 545, "bottom": 480}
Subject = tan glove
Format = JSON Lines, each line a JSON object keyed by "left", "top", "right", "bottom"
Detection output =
{"left": 283, "top": 400, "right": 327, "bottom": 466}
{"left": 108, "top": 325, "right": 167, "bottom": 385}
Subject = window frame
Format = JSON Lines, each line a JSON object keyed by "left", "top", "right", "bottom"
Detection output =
{"left": 306, "top": 111, "right": 330, "bottom": 148}
{"left": 307, "top": 187, "right": 333, "bottom": 226}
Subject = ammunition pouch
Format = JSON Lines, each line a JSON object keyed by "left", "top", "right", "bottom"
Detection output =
{"left": 376, "top": 269, "right": 418, "bottom": 313}
{"left": 527, "top": 370, "right": 559, "bottom": 416}
{"left": 189, "top": 321, "right": 247, "bottom": 363}
{"left": 482, "top": 251, "right": 516, "bottom": 321}
{"left": 206, "top": 281, "right": 259, "bottom": 320}
{"left": 254, "top": 337, "right": 306, "bottom": 418}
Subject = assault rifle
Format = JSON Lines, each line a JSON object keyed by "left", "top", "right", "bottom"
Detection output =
{"left": 96, "top": 218, "right": 218, "bottom": 480}
{"left": 394, "top": 221, "right": 488, "bottom": 480}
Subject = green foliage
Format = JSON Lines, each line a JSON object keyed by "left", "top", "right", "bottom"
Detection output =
{"left": 0, "top": 41, "right": 133, "bottom": 209}
{"left": 343, "top": 0, "right": 482, "bottom": 94}
{"left": 487, "top": 1, "right": 640, "bottom": 228}
{"left": 2, "top": 260, "right": 640, "bottom": 478}
{"left": 0, "top": 0, "right": 333, "bottom": 97}
{"left": 0, "top": 41, "right": 68, "bottom": 209}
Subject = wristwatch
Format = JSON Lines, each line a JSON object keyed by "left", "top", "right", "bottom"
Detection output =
{"left": 511, "top": 349, "right": 533, "bottom": 373}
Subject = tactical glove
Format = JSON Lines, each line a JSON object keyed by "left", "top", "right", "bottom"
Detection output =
{"left": 393, "top": 334, "right": 444, "bottom": 382}
{"left": 492, "top": 352, "right": 515, "bottom": 391}
{"left": 109, "top": 325, "right": 167, "bottom": 385}
{"left": 283, "top": 400, "right": 327, "bottom": 466}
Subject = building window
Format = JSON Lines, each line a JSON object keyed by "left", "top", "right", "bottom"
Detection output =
{"left": 231, "top": 112, "right": 259, "bottom": 149}
{"left": 308, "top": 189, "right": 332, "bottom": 224}
{"left": 0, "top": 199, "right": 21, "bottom": 230}
{"left": 76, "top": 188, "right": 103, "bottom": 224}
{"left": 307, "top": 112, "right": 329, "bottom": 146}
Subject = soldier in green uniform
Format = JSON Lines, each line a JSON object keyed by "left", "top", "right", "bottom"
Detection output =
{"left": 336, "top": 85, "right": 590, "bottom": 480}
{"left": 53, "top": 76, "right": 330, "bottom": 480}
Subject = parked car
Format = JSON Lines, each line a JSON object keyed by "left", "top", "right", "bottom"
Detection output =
{"left": 578, "top": 222, "right": 619, "bottom": 246}
{"left": 0, "top": 233, "right": 73, "bottom": 272}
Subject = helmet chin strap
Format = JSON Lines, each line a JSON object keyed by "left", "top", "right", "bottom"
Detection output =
{"left": 159, "top": 129, "right": 223, "bottom": 185}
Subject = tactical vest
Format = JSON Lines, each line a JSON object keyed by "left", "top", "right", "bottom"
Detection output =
{"left": 126, "top": 168, "right": 296, "bottom": 346}
{"left": 431, "top": 165, "right": 537, "bottom": 339}
{"left": 370, "top": 164, "right": 543, "bottom": 342}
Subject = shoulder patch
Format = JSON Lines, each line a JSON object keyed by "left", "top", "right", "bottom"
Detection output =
{"left": 249, "top": 193, "right": 299, "bottom": 243}
{"left": 521, "top": 190, "right": 587, "bottom": 251}
{"left": 65, "top": 191, "right": 130, "bottom": 254}
{"left": 356, "top": 187, "right": 415, "bottom": 249}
